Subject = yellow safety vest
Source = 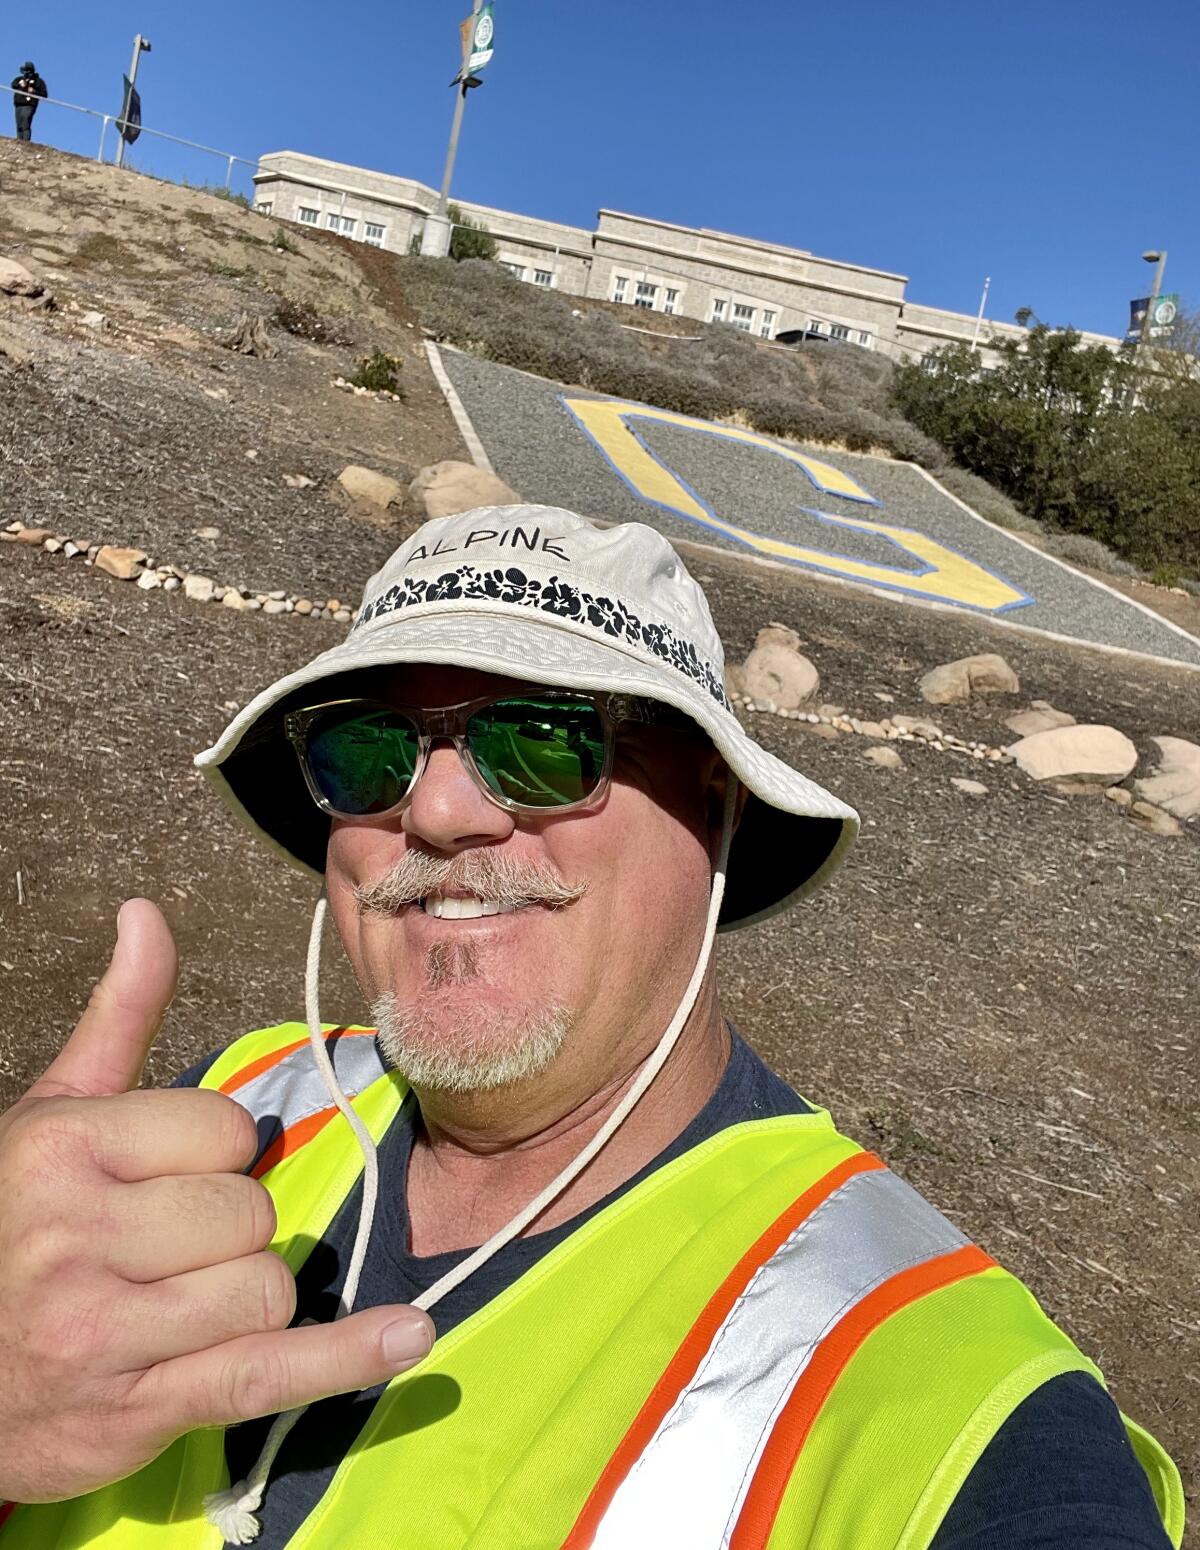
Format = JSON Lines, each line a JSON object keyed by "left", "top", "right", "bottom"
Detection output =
{"left": 3, "top": 1023, "right": 1183, "bottom": 1550}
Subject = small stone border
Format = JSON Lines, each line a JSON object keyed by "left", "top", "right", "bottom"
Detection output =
{"left": 2, "top": 521, "right": 358, "bottom": 623}
{"left": 728, "top": 690, "right": 1011, "bottom": 764}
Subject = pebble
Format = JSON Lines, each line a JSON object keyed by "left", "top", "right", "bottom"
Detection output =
{"left": 951, "top": 778, "right": 989, "bottom": 796}
{"left": 163, "top": 576, "right": 181, "bottom": 592}
{"left": 863, "top": 746, "right": 904, "bottom": 770}
{"left": 222, "top": 590, "right": 245, "bottom": 611}
{"left": 263, "top": 599, "right": 288, "bottom": 615}
{"left": 195, "top": 526, "right": 220, "bottom": 540}
{"left": 293, "top": 598, "right": 313, "bottom": 616}
{"left": 136, "top": 570, "right": 161, "bottom": 590}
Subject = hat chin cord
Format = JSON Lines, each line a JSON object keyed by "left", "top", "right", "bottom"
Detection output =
{"left": 204, "top": 779, "right": 738, "bottom": 1543}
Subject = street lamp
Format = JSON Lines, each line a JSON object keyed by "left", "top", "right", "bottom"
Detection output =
{"left": 1136, "top": 248, "right": 1168, "bottom": 367}
{"left": 114, "top": 35, "right": 151, "bottom": 168}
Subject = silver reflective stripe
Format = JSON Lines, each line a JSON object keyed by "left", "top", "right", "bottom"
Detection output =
{"left": 230, "top": 1032, "right": 388, "bottom": 1158}
{"left": 590, "top": 1167, "right": 969, "bottom": 1550}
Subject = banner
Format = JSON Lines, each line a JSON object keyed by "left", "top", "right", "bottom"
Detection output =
{"left": 467, "top": 3, "right": 495, "bottom": 72}
{"left": 1125, "top": 293, "right": 1178, "bottom": 343}
{"left": 118, "top": 76, "right": 142, "bottom": 144}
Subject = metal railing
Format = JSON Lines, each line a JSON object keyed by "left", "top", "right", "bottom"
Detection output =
{"left": 1, "top": 83, "right": 262, "bottom": 197}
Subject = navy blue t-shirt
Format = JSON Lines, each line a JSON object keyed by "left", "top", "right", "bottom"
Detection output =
{"left": 175, "top": 1034, "right": 1169, "bottom": 1549}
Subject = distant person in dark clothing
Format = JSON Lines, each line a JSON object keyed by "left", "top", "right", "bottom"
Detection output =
{"left": 11, "top": 61, "right": 47, "bottom": 142}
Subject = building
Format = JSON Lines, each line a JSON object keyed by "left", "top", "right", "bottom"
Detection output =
{"left": 252, "top": 151, "right": 1123, "bottom": 366}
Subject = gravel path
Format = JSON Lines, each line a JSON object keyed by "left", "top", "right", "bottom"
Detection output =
{"left": 439, "top": 348, "right": 1200, "bottom": 670}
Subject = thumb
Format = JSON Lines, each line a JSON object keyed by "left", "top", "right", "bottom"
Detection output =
{"left": 29, "top": 898, "right": 178, "bottom": 1101}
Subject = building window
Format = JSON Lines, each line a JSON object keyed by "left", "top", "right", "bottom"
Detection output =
{"left": 830, "top": 324, "right": 849, "bottom": 341}
{"left": 255, "top": 200, "right": 273, "bottom": 216}
{"left": 857, "top": 330, "right": 872, "bottom": 347}
{"left": 532, "top": 269, "right": 553, "bottom": 288}
{"left": 732, "top": 302, "right": 756, "bottom": 332}
{"left": 807, "top": 318, "right": 827, "bottom": 334}
{"left": 612, "top": 275, "right": 628, "bottom": 303}
{"left": 710, "top": 298, "right": 727, "bottom": 323}
{"left": 664, "top": 288, "right": 680, "bottom": 315}
{"left": 297, "top": 206, "right": 319, "bottom": 226}
{"left": 364, "top": 222, "right": 386, "bottom": 247}
{"left": 760, "top": 310, "right": 776, "bottom": 339}
{"left": 501, "top": 261, "right": 527, "bottom": 280}
{"left": 634, "top": 281, "right": 658, "bottom": 310}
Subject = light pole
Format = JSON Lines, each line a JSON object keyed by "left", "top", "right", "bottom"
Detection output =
{"left": 970, "top": 276, "right": 991, "bottom": 354}
{"left": 115, "top": 34, "right": 151, "bottom": 169}
{"left": 422, "top": 0, "right": 485, "bottom": 257}
{"left": 1135, "top": 248, "right": 1167, "bottom": 369}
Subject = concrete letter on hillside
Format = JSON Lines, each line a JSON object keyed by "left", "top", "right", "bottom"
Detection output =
{"left": 561, "top": 397, "right": 1030, "bottom": 615}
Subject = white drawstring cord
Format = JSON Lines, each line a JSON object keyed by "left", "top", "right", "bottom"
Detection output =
{"left": 205, "top": 780, "right": 737, "bottom": 1542}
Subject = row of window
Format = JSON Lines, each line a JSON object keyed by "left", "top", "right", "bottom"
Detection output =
{"left": 611, "top": 277, "right": 682, "bottom": 315}
{"left": 807, "top": 319, "right": 873, "bottom": 347}
{"left": 289, "top": 204, "right": 388, "bottom": 247}
{"left": 710, "top": 297, "right": 777, "bottom": 338}
{"left": 500, "top": 261, "right": 555, "bottom": 288}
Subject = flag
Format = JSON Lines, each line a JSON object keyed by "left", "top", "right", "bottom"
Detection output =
{"left": 1126, "top": 294, "right": 1179, "bottom": 343}
{"left": 118, "top": 76, "right": 142, "bottom": 144}
{"left": 466, "top": 3, "right": 495, "bottom": 72}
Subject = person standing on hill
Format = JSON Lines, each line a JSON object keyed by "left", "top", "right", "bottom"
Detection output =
{"left": 11, "top": 62, "right": 46, "bottom": 143}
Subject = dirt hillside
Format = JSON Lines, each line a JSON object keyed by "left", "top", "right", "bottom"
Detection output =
{"left": 0, "top": 143, "right": 1196, "bottom": 1527}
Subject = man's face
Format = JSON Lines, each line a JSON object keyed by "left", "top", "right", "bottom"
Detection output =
{"left": 324, "top": 665, "right": 723, "bottom": 1108}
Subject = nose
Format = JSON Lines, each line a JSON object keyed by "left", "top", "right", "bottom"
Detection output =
{"left": 402, "top": 739, "right": 515, "bottom": 852}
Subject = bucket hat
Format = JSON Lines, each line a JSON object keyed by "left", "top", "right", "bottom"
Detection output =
{"left": 196, "top": 506, "right": 858, "bottom": 927}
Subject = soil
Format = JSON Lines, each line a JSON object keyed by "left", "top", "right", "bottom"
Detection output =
{"left": 0, "top": 143, "right": 1196, "bottom": 1529}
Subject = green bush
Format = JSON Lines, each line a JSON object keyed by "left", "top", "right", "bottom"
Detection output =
{"left": 447, "top": 203, "right": 497, "bottom": 263}
{"left": 350, "top": 350, "right": 402, "bottom": 393}
{"left": 271, "top": 228, "right": 299, "bottom": 255}
{"left": 893, "top": 322, "right": 1200, "bottom": 574}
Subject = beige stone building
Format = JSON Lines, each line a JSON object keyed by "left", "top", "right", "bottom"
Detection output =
{"left": 252, "top": 151, "right": 1122, "bottom": 366}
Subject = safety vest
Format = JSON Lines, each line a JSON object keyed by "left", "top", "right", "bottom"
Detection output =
{"left": 3, "top": 1023, "right": 1183, "bottom": 1550}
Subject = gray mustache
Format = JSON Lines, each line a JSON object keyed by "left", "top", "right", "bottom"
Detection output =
{"left": 354, "top": 848, "right": 587, "bottom": 914}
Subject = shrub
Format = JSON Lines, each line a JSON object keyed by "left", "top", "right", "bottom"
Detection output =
{"left": 271, "top": 228, "right": 299, "bottom": 255}
{"left": 934, "top": 467, "right": 1044, "bottom": 534}
{"left": 1150, "top": 562, "right": 1181, "bottom": 589}
{"left": 273, "top": 297, "right": 348, "bottom": 346}
{"left": 1044, "top": 532, "right": 1139, "bottom": 578}
{"left": 351, "top": 350, "right": 402, "bottom": 392}
{"left": 447, "top": 203, "right": 497, "bottom": 263}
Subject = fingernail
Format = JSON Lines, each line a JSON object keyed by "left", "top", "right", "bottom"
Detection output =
{"left": 382, "top": 1313, "right": 435, "bottom": 1367}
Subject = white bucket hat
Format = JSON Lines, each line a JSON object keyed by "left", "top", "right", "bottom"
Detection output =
{"left": 195, "top": 505, "right": 858, "bottom": 927}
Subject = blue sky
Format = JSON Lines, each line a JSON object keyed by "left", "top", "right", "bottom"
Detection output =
{"left": 7, "top": 0, "right": 1196, "bottom": 337}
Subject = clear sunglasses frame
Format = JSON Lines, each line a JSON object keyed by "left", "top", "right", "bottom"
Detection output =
{"left": 284, "top": 688, "right": 684, "bottom": 821}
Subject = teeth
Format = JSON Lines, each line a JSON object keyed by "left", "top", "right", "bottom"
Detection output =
{"left": 422, "top": 895, "right": 521, "bottom": 919}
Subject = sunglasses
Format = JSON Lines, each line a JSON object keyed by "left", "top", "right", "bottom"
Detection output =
{"left": 284, "top": 689, "right": 685, "bottom": 820}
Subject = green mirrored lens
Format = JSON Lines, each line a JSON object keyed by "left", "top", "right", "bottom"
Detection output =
{"left": 307, "top": 708, "right": 420, "bottom": 816}
{"left": 467, "top": 698, "right": 607, "bottom": 807}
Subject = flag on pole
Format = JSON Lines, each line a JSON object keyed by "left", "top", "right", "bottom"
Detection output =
{"left": 118, "top": 75, "right": 142, "bottom": 143}
{"left": 466, "top": 4, "right": 495, "bottom": 72}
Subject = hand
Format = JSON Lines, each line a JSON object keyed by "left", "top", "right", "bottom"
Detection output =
{"left": 0, "top": 899, "right": 434, "bottom": 1504}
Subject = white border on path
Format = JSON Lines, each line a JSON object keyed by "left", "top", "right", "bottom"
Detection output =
{"left": 424, "top": 343, "right": 1200, "bottom": 677}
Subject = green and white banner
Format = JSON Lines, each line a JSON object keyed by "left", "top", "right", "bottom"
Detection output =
{"left": 467, "top": 3, "right": 495, "bottom": 72}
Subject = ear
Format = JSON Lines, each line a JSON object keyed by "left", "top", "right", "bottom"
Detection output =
{"left": 703, "top": 756, "right": 748, "bottom": 863}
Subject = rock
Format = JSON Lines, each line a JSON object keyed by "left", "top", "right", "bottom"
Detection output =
{"left": 43, "top": 537, "right": 62, "bottom": 553}
{"left": 1134, "top": 736, "right": 1200, "bottom": 820}
{"left": 262, "top": 599, "right": 288, "bottom": 615}
{"left": 326, "top": 600, "right": 342, "bottom": 614}
{"left": 203, "top": 386, "right": 230, "bottom": 402}
{"left": 62, "top": 541, "right": 81, "bottom": 558}
{"left": 0, "top": 323, "right": 37, "bottom": 367}
{"left": 805, "top": 723, "right": 840, "bottom": 741}
{"left": 225, "top": 313, "right": 276, "bottom": 358}
{"left": 409, "top": 460, "right": 521, "bottom": 520}
{"left": 1104, "top": 787, "right": 1133, "bottom": 808}
{"left": 817, "top": 704, "right": 845, "bottom": 720}
{"left": 1009, "top": 724, "right": 1138, "bottom": 785}
{"left": 1005, "top": 706, "right": 1076, "bottom": 738}
{"left": 283, "top": 473, "right": 315, "bottom": 490}
{"left": 244, "top": 597, "right": 262, "bottom": 611}
{"left": 80, "top": 310, "right": 108, "bottom": 331}
{"left": 725, "top": 663, "right": 746, "bottom": 699}
{"left": 1128, "top": 801, "right": 1182, "bottom": 838}
{"left": 863, "top": 746, "right": 903, "bottom": 770}
{"left": 741, "top": 635, "right": 820, "bottom": 712}
{"left": 136, "top": 570, "right": 161, "bottom": 590}
{"left": 338, "top": 465, "right": 403, "bottom": 510}
{"left": 919, "top": 654, "right": 1019, "bottom": 704}
{"left": 858, "top": 720, "right": 887, "bottom": 739}
{"left": 0, "top": 257, "right": 42, "bottom": 297}
{"left": 334, "top": 608, "right": 352, "bottom": 623}
{"left": 1052, "top": 779, "right": 1108, "bottom": 796}
{"left": 194, "top": 526, "right": 220, "bottom": 540}
{"left": 951, "top": 778, "right": 989, "bottom": 796}
{"left": 268, "top": 589, "right": 287, "bottom": 601}
{"left": 163, "top": 576, "right": 180, "bottom": 592}
{"left": 891, "top": 714, "right": 943, "bottom": 740}
{"left": 244, "top": 449, "right": 259, "bottom": 461}
{"left": 222, "top": 589, "right": 246, "bottom": 611}
{"left": 15, "top": 527, "right": 51, "bottom": 546}
{"left": 183, "top": 574, "right": 215, "bottom": 603}
{"left": 293, "top": 598, "right": 313, "bottom": 616}
{"left": 94, "top": 546, "right": 147, "bottom": 581}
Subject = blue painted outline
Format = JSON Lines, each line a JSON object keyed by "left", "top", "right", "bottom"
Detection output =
{"left": 557, "top": 394, "right": 1034, "bottom": 615}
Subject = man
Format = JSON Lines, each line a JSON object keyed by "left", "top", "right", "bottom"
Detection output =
{"left": 0, "top": 507, "right": 1183, "bottom": 1547}
{"left": 10, "top": 62, "right": 46, "bottom": 143}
